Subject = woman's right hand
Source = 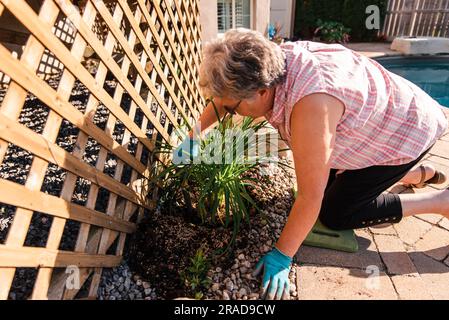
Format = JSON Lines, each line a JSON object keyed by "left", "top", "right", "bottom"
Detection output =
{"left": 172, "top": 137, "right": 199, "bottom": 164}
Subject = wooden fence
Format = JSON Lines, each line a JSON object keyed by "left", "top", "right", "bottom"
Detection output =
{"left": 0, "top": 0, "right": 204, "bottom": 299}
{"left": 382, "top": 0, "right": 449, "bottom": 39}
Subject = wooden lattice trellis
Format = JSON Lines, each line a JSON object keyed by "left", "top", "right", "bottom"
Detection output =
{"left": 0, "top": 0, "right": 204, "bottom": 299}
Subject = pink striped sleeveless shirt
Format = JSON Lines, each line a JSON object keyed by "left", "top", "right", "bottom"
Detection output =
{"left": 265, "top": 41, "right": 448, "bottom": 170}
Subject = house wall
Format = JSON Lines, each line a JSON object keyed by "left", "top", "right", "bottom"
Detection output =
{"left": 253, "top": 0, "right": 271, "bottom": 35}
{"left": 270, "top": 0, "right": 295, "bottom": 38}
{"left": 199, "top": 0, "right": 271, "bottom": 44}
{"left": 198, "top": 0, "right": 219, "bottom": 45}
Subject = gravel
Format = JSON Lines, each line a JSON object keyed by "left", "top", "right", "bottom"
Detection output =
{"left": 101, "top": 158, "right": 299, "bottom": 300}
{"left": 201, "top": 160, "right": 299, "bottom": 300}
{"left": 97, "top": 262, "right": 156, "bottom": 300}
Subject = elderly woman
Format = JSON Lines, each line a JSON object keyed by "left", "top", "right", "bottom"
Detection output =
{"left": 173, "top": 28, "right": 448, "bottom": 300}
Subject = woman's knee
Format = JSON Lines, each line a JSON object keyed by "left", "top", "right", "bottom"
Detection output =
{"left": 319, "top": 214, "right": 351, "bottom": 230}
{"left": 319, "top": 205, "right": 353, "bottom": 230}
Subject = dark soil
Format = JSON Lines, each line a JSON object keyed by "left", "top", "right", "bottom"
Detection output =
{"left": 125, "top": 162, "right": 293, "bottom": 299}
{"left": 126, "top": 210, "right": 234, "bottom": 299}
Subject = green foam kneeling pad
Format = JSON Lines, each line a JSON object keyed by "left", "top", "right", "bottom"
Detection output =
{"left": 292, "top": 188, "right": 358, "bottom": 253}
{"left": 303, "top": 219, "right": 359, "bottom": 253}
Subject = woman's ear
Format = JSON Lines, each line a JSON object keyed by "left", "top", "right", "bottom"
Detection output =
{"left": 258, "top": 89, "right": 268, "bottom": 97}
{"left": 251, "top": 89, "right": 269, "bottom": 104}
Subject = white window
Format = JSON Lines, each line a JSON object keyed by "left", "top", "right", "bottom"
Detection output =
{"left": 217, "top": 0, "right": 251, "bottom": 33}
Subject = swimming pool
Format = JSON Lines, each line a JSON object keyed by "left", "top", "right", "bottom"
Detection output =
{"left": 375, "top": 55, "right": 449, "bottom": 107}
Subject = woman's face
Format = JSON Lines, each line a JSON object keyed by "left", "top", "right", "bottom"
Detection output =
{"left": 217, "top": 87, "right": 276, "bottom": 118}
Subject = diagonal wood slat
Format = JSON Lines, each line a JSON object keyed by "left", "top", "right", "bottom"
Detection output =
{"left": 0, "top": 0, "right": 63, "bottom": 300}
{"left": 0, "top": 0, "right": 203, "bottom": 299}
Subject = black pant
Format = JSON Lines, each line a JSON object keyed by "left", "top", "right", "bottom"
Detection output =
{"left": 318, "top": 147, "right": 432, "bottom": 230}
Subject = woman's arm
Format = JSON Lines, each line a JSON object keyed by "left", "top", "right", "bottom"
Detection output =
{"left": 188, "top": 99, "right": 227, "bottom": 138}
{"left": 275, "top": 93, "right": 344, "bottom": 257}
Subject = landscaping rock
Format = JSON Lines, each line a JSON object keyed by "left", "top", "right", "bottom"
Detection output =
{"left": 202, "top": 158, "right": 297, "bottom": 300}
{"left": 97, "top": 261, "right": 151, "bottom": 300}
{"left": 211, "top": 283, "right": 220, "bottom": 292}
{"left": 222, "top": 290, "right": 231, "bottom": 300}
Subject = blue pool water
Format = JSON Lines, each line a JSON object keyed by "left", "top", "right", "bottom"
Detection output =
{"left": 375, "top": 56, "right": 449, "bottom": 107}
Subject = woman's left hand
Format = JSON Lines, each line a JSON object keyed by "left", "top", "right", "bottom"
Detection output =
{"left": 252, "top": 246, "right": 292, "bottom": 300}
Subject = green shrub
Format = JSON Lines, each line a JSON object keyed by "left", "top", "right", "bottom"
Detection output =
{"left": 314, "top": 19, "right": 351, "bottom": 43}
{"left": 149, "top": 99, "right": 292, "bottom": 251}
{"left": 294, "top": 0, "right": 345, "bottom": 39}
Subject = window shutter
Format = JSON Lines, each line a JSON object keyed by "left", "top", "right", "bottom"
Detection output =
{"left": 217, "top": 0, "right": 250, "bottom": 33}
{"left": 217, "top": 0, "right": 233, "bottom": 33}
{"left": 235, "top": 0, "right": 250, "bottom": 29}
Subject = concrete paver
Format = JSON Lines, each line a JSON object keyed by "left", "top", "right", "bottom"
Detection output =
{"left": 429, "top": 140, "right": 449, "bottom": 160}
{"left": 409, "top": 252, "right": 449, "bottom": 299}
{"left": 413, "top": 226, "right": 449, "bottom": 261}
{"left": 428, "top": 155, "right": 449, "bottom": 167}
{"left": 393, "top": 216, "right": 433, "bottom": 246}
{"left": 439, "top": 218, "right": 449, "bottom": 231}
{"left": 344, "top": 42, "right": 401, "bottom": 58}
{"left": 369, "top": 224, "right": 397, "bottom": 235}
{"left": 296, "top": 229, "right": 384, "bottom": 271}
{"left": 373, "top": 234, "right": 418, "bottom": 275}
{"left": 415, "top": 214, "right": 444, "bottom": 225}
{"left": 390, "top": 275, "right": 434, "bottom": 300}
{"left": 296, "top": 265, "right": 398, "bottom": 300}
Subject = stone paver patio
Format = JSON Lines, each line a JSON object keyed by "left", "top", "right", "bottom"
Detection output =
{"left": 294, "top": 45, "right": 449, "bottom": 299}
{"left": 344, "top": 42, "right": 402, "bottom": 58}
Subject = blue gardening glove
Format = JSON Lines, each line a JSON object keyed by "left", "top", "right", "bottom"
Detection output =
{"left": 252, "top": 247, "right": 292, "bottom": 300}
{"left": 172, "top": 137, "right": 199, "bottom": 164}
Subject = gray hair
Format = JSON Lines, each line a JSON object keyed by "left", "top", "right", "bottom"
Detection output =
{"left": 199, "top": 28, "right": 286, "bottom": 100}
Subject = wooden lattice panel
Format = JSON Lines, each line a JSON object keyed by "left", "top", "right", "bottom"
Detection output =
{"left": 0, "top": 0, "right": 204, "bottom": 299}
